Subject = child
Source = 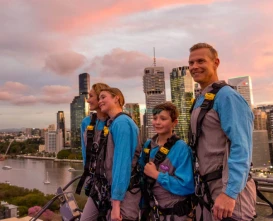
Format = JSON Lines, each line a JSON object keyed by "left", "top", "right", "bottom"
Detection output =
{"left": 140, "top": 102, "right": 195, "bottom": 221}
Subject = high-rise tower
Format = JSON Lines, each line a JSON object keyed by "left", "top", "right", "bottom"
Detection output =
{"left": 70, "top": 73, "right": 90, "bottom": 148}
{"left": 57, "top": 111, "right": 66, "bottom": 147}
{"left": 143, "top": 65, "right": 166, "bottom": 138}
{"left": 170, "top": 66, "right": 194, "bottom": 142}
{"left": 228, "top": 76, "right": 254, "bottom": 107}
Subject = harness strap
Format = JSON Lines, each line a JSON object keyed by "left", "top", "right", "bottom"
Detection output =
{"left": 145, "top": 134, "right": 180, "bottom": 188}
{"left": 76, "top": 113, "right": 97, "bottom": 195}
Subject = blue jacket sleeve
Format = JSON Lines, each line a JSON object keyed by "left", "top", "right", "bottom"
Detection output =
{"left": 215, "top": 87, "right": 254, "bottom": 199}
{"left": 110, "top": 117, "right": 139, "bottom": 201}
{"left": 81, "top": 116, "right": 90, "bottom": 167}
{"left": 156, "top": 141, "right": 195, "bottom": 196}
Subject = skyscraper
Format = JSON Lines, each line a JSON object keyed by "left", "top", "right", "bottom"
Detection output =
{"left": 79, "top": 73, "right": 90, "bottom": 96}
{"left": 253, "top": 109, "right": 267, "bottom": 130}
{"left": 124, "top": 103, "right": 141, "bottom": 128}
{"left": 170, "top": 66, "right": 194, "bottom": 142}
{"left": 228, "top": 76, "right": 254, "bottom": 107}
{"left": 143, "top": 66, "right": 166, "bottom": 138}
{"left": 57, "top": 111, "right": 66, "bottom": 147}
{"left": 70, "top": 73, "right": 90, "bottom": 148}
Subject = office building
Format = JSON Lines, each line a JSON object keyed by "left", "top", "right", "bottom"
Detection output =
{"left": 228, "top": 76, "right": 254, "bottom": 107}
{"left": 143, "top": 66, "right": 166, "bottom": 138}
{"left": 170, "top": 66, "right": 194, "bottom": 142}
{"left": 70, "top": 73, "right": 90, "bottom": 148}
{"left": 124, "top": 103, "right": 141, "bottom": 128}
{"left": 252, "top": 130, "right": 270, "bottom": 167}
{"left": 57, "top": 111, "right": 66, "bottom": 147}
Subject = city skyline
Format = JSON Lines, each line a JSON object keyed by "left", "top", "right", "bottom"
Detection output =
{"left": 1, "top": 0, "right": 273, "bottom": 129}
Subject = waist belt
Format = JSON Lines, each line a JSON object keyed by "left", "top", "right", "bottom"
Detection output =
{"left": 157, "top": 198, "right": 192, "bottom": 217}
{"left": 200, "top": 166, "right": 223, "bottom": 183}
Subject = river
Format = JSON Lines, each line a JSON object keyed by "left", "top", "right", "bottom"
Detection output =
{"left": 0, "top": 158, "right": 83, "bottom": 195}
{"left": 1, "top": 158, "right": 273, "bottom": 220}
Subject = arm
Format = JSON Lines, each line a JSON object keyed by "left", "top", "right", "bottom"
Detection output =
{"left": 111, "top": 118, "right": 139, "bottom": 201}
{"left": 156, "top": 142, "right": 195, "bottom": 196}
{"left": 80, "top": 117, "right": 90, "bottom": 167}
{"left": 216, "top": 88, "right": 254, "bottom": 199}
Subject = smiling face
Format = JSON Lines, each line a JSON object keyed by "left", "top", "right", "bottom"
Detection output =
{"left": 188, "top": 48, "right": 220, "bottom": 89}
{"left": 152, "top": 110, "right": 177, "bottom": 136}
{"left": 98, "top": 91, "right": 117, "bottom": 114}
{"left": 86, "top": 89, "right": 99, "bottom": 111}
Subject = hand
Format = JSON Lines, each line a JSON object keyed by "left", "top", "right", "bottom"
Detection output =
{"left": 213, "top": 192, "right": 235, "bottom": 220}
{"left": 111, "top": 200, "right": 122, "bottom": 221}
{"left": 144, "top": 162, "right": 160, "bottom": 179}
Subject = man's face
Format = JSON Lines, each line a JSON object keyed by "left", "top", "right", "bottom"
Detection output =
{"left": 188, "top": 48, "right": 219, "bottom": 88}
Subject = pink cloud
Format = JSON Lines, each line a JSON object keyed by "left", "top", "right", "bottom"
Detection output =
{"left": 88, "top": 48, "right": 184, "bottom": 79}
{"left": 40, "top": 95, "right": 72, "bottom": 104}
{"left": 42, "top": 85, "right": 71, "bottom": 95}
{"left": 11, "top": 95, "right": 38, "bottom": 106}
{"left": 2, "top": 81, "right": 28, "bottom": 93}
{"left": 44, "top": 51, "right": 86, "bottom": 75}
{"left": 0, "top": 91, "right": 12, "bottom": 101}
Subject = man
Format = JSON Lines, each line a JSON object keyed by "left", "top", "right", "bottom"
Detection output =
{"left": 188, "top": 43, "right": 256, "bottom": 221}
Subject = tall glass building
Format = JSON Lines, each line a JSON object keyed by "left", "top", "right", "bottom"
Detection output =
{"left": 70, "top": 73, "right": 90, "bottom": 148}
{"left": 170, "top": 66, "right": 194, "bottom": 142}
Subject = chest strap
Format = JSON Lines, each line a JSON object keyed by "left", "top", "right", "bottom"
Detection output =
{"left": 76, "top": 113, "right": 97, "bottom": 195}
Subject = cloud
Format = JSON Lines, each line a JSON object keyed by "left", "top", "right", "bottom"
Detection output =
{"left": 1, "top": 81, "right": 28, "bottom": 93}
{"left": 41, "top": 95, "right": 73, "bottom": 104}
{"left": 0, "top": 91, "right": 12, "bottom": 101}
{"left": 44, "top": 51, "right": 86, "bottom": 75}
{"left": 42, "top": 85, "right": 71, "bottom": 95}
{"left": 11, "top": 95, "right": 38, "bottom": 106}
{"left": 88, "top": 48, "right": 183, "bottom": 79}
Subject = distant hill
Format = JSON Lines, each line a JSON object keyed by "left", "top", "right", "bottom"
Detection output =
{"left": 0, "top": 128, "right": 26, "bottom": 133}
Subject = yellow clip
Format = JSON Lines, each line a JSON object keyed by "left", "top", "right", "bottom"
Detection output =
{"left": 205, "top": 93, "right": 215, "bottom": 100}
{"left": 144, "top": 148, "right": 150, "bottom": 154}
{"left": 87, "top": 125, "right": 94, "bottom": 130}
{"left": 159, "top": 147, "right": 169, "bottom": 155}
{"left": 191, "top": 98, "right": 195, "bottom": 104}
{"left": 103, "top": 126, "right": 109, "bottom": 136}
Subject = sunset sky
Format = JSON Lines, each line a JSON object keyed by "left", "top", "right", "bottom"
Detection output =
{"left": 1, "top": 0, "right": 273, "bottom": 129}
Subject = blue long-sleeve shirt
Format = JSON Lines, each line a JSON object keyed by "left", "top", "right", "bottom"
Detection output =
{"left": 109, "top": 115, "right": 140, "bottom": 201}
{"left": 139, "top": 138, "right": 195, "bottom": 196}
{"left": 194, "top": 85, "right": 254, "bottom": 199}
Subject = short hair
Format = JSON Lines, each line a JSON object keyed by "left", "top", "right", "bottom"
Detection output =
{"left": 92, "top": 83, "right": 110, "bottom": 99}
{"left": 100, "top": 87, "right": 125, "bottom": 107}
{"left": 190, "top": 43, "right": 218, "bottom": 59}
{"left": 152, "top": 102, "right": 179, "bottom": 122}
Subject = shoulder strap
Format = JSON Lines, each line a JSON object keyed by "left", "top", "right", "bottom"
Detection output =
{"left": 143, "top": 140, "right": 152, "bottom": 165}
{"left": 76, "top": 112, "right": 97, "bottom": 195}
{"left": 146, "top": 134, "right": 180, "bottom": 188}
{"left": 153, "top": 134, "right": 180, "bottom": 168}
{"left": 189, "top": 82, "right": 229, "bottom": 156}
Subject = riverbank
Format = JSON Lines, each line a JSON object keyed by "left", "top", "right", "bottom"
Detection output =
{"left": 16, "top": 155, "right": 83, "bottom": 163}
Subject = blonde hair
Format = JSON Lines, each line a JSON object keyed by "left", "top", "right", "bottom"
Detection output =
{"left": 100, "top": 87, "right": 125, "bottom": 107}
{"left": 92, "top": 83, "right": 110, "bottom": 99}
{"left": 190, "top": 43, "right": 218, "bottom": 59}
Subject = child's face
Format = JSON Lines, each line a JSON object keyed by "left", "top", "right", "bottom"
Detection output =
{"left": 152, "top": 110, "right": 177, "bottom": 135}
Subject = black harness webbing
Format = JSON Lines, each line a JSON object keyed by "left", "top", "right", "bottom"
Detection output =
{"left": 76, "top": 113, "right": 98, "bottom": 195}
{"left": 144, "top": 134, "right": 180, "bottom": 188}
{"left": 142, "top": 135, "right": 194, "bottom": 220}
{"left": 188, "top": 82, "right": 229, "bottom": 220}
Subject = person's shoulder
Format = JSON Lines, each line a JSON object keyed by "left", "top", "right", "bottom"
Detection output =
{"left": 82, "top": 116, "right": 91, "bottom": 124}
{"left": 174, "top": 139, "right": 191, "bottom": 150}
{"left": 113, "top": 113, "right": 134, "bottom": 124}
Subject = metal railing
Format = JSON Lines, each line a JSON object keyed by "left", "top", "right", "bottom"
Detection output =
{"left": 253, "top": 176, "right": 273, "bottom": 218}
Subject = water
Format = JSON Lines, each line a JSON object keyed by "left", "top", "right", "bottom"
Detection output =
{"left": 1, "top": 159, "right": 273, "bottom": 220}
{"left": 0, "top": 158, "right": 83, "bottom": 194}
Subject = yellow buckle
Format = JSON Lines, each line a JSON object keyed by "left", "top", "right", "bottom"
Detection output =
{"left": 205, "top": 93, "right": 215, "bottom": 100}
{"left": 191, "top": 98, "right": 195, "bottom": 104}
{"left": 144, "top": 148, "right": 150, "bottom": 154}
{"left": 103, "top": 126, "right": 109, "bottom": 136}
{"left": 87, "top": 125, "right": 94, "bottom": 130}
{"left": 159, "top": 147, "right": 169, "bottom": 155}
